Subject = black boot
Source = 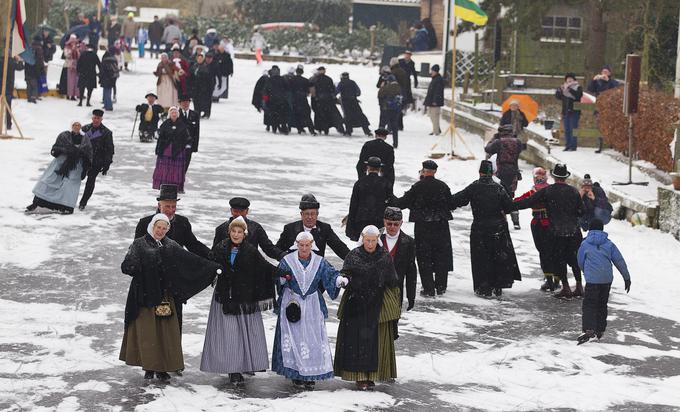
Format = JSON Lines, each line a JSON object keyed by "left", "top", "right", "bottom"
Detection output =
{"left": 144, "top": 370, "right": 154, "bottom": 379}
{"left": 156, "top": 372, "right": 171, "bottom": 381}
{"left": 229, "top": 373, "right": 244, "bottom": 385}
{"left": 577, "top": 330, "right": 595, "bottom": 345}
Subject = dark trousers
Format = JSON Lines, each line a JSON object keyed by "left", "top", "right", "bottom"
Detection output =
{"left": 551, "top": 233, "right": 582, "bottom": 283}
{"left": 79, "top": 169, "right": 100, "bottom": 207}
{"left": 26, "top": 78, "right": 39, "bottom": 101}
{"left": 79, "top": 87, "right": 93, "bottom": 104}
{"left": 150, "top": 41, "right": 161, "bottom": 57}
{"left": 582, "top": 283, "right": 611, "bottom": 333}
{"left": 385, "top": 109, "right": 399, "bottom": 147}
{"left": 530, "top": 223, "right": 553, "bottom": 274}
{"left": 414, "top": 221, "right": 452, "bottom": 293}
{"left": 185, "top": 151, "right": 193, "bottom": 173}
{"left": 563, "top": 111, "right": 580, "bottom": 150}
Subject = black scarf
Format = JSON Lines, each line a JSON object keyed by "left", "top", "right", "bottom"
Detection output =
{"left": 212, "top": 239, "right": 276, "bottom": 315}
{"left": 52, "top": 130, "right": 93, "bottom": 178}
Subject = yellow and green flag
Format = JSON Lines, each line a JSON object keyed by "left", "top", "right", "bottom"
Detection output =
{"left": 454, "top": 0, "right": 488, "bottom": 26}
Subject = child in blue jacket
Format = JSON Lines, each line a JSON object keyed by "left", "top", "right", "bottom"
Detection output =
{"left": 576, "top": 219, "right": 631, "bottom": 344}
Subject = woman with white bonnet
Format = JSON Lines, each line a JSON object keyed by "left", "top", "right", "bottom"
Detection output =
{"left": 120, "top": 213, "right": 220, "bottom": 381}
{"left": 334, "top": 225, "right": 401, "bottom": 390}
{"left": 272, "top": 231, "right": 349, "bottom": 389}
{"left": 26, "top": 120, "right": 92, "bottom": 214}
{"left": 201, "top": 217, "right": 277, "bottom": 385}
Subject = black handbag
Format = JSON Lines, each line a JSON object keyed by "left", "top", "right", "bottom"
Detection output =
{"left": 285, "top": 300, "right": 301, "bottom": 323}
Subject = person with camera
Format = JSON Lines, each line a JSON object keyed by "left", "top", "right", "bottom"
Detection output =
{"left": 555, "top": 73, "right": 583, "bottom": 151}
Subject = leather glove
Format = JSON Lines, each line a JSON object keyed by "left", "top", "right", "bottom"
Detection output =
{"left": 102, "top": 167, "right": 109, "bottom": 176}
{"left": 407, "top": 299, "right": 414, "bottom": 311}
{"left": 624, "top": 279, "right": 631, "bottom": 293}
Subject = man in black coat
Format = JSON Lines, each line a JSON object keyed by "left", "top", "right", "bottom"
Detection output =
{"left": 336, "top": 72, "right": 371, "bottom": 137}
{"left": 392, "top": 160, "right": 453, "bottom": 296}
{"left": 252, "top": 71, "right": 272, "bottom": 131}
{"left": 178, "top": 95, "right": 200, "bottom": 172}
{"left": 380, "top": 207, "right": 416, "bottom": 310}
{"left": 79, "top": 109, "right": 114, "bottom": 210}
{"left": 76, "top": 43, "right": 100, "bottom": 107}
{"left": 310, "top": 66, "right": 345, "bottom": 135}
{"left": 346, "top": 157, "right": 393, "bottom": 241}
{"left": 485, "top": 124, "right": 525, "bottom": 229}
{"left": 424, "top": 64, "right": 444, "bottom": 136}
{"left": 134, "top": 185, "right": 211, "bottom": 258}
{"left": 276, "top": 193, "right": 349, "bottom": 259}
{"left": 136, "top": 92, "right": 164, "bottom": 142}
{"left": 514, "top": 164, "right": 585, "bottom": 298}
{"left": 399, "top": 51, "right": 418, "bottom": 89}
{"left": 289, "top": 65, "right": 316, "bottom": 135}
{"left": 450, "top": 161, "right": 522, "bottom": 297}
{"left": 148, "top": 16, "right": 164, "bottom": 58}
{"left": 264, "top": 65, "right": 290, "bottom": 134}
{"left": 356, "top": 128, "right": 395, "bottom": 188}
{"left": 213, "top": 197, "right": 283, "bottom": 260}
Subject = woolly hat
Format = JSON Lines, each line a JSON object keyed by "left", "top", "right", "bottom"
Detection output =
{"left": 582, "top": 173, "right": 593, "bottom": 186}
{"left": 431, "top": 64, "right": 440, "bottom": 72}
{"left": 228, "top": 216, "right": 248, "bottom": 234}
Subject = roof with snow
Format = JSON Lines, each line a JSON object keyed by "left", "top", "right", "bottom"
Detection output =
{"left": 352, "top": 0, "right": 421, "bottom": 7}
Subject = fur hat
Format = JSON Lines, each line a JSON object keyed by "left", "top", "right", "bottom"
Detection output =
{"left": 299, "top": 193, "right": 320, "bottom": 210}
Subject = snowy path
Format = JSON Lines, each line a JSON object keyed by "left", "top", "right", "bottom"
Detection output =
{"left": 1, "top": 57, "right": 680, "bottom": 411}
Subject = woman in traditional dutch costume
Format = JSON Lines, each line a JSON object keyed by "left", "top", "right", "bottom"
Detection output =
{"left": 272, "top": 232, "right": 349, "bottom": 389}
{"left": 120, "top": 213, "right": 220, "bottom": 381}
{"left": 200, "top": 217, "right": 277, "bottom": 385}
{"left": 152, "top": 107, "right": 191, "bottom": 193}
{"left": 333, "top": 225, "right": 401, "bottom": 390}
{"left": 26, "top": 121, "right": 92, "bottom": 214}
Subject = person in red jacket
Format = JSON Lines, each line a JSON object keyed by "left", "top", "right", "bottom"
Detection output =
{"left": 514, "top": 167, "right": 556, "bottom": 291}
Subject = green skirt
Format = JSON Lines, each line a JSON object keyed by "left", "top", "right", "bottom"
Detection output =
{"left": 335, "top": 287, "right": 401, "bottom": 381}
{"left": 119, "top": 298, "right": 184, "bottom": 372}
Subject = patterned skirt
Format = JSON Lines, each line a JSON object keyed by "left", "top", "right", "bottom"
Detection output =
{"left": 152, "top": 145, "right": 186, "bottom": 192}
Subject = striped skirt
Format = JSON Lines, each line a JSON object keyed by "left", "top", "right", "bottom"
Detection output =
{"left": 200, "top": 294, "right": 269, "bottom": 374}
{"left": 335, "top": 287, "right": 401, "bottom": 382}
{"left": 152, "top": 145, "right": 186, "bottom": 192}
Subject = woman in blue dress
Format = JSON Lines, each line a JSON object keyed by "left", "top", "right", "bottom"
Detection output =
{"left": 272, "top": 231, "right": 349, "bottom": 390}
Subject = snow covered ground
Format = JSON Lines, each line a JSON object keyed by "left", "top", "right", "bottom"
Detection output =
{"left": 1, "top": 55, "right": 680, "bottom": 411}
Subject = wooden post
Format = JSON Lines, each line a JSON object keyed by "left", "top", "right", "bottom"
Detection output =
{"left": 97, "top": 0, "right": 102, "bottom": 21}
{"left": 449, "top": 17, "right": 458, "bottom": 156}
{"left": 473, "top": 32, "right": 479, "bottom": 93}
{"left": 1, "top": 0, "right": 14, "bottom": 137}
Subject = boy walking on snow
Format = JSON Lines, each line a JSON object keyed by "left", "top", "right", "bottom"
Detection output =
{"left": 576, "top": 219, "right": 631, "bottom": 345}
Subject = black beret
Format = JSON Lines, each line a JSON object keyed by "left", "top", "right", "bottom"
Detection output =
{"left": 229, "top": 197, "right": 250, "bottom": 209}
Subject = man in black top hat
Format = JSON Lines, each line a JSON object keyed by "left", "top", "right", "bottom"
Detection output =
{"left": 346, "top": 156, "right": 394, "bottom": 241}
{"left": 276, "top": 193, "right": 349, "bottom": 259}
{"left": 136, "top": 92, "right": 164, "bottom": 142}
{"left": 134, "top": 184, "right": 211, "bottom": 258}
{"left": 79, "top": 109, "right": 114, "bottom": 210}
{"left": 356, "top": 128, "right": 396, "bottom": 188}
{"left": 514, "top": 164, "right": 585, "bottom": 298}
{"left": 392, "top": 160, "right": 453, "bottom": 296}
{"left": 381, "top": 206, "right": 417, "bottom": 310}
{"left": 450, "top": 160, "right": 522, "bottom": 297}
{"left": 213, "top": 197, "right": 283, "bottom": 260}
{"left": 178, "top": 95, "right": 200, "bottom": 172}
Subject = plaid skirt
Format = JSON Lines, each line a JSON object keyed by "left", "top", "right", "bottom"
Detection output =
{"left": 153, "top": 145, "right": 186, "bottom": 192}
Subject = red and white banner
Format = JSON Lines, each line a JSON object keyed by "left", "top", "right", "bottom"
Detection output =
{"left": 11, "top": 0, "right": 27, "bottom": 57}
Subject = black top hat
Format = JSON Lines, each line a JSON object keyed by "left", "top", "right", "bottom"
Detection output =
{"left": 374, "top": 128, "right": 390, "bottom": 136}
{"left": 479, "top": 160, "right": 494, "bottom": 175}
{"left": 384, "top": 206, "right": 403, "bottom": 221}
{"left": 365, "top": 156, "right": 383, "bottom": 168}
{"left": 91, "top": 109, "right": 104, "bottom": 117}
{"left": 422, "top": 160, "right": 438, "bottom": 170}
{"left": 157, "top": 184, "right": 180, "bottom": 201}
{"left": 145, "top": 92, "right": 158, "bottom": 99}
{"left": 229, "top": 197, "right": 250, "bottom": 210}
{"left": 299, "top": 193, "right": 320, "bottom": 210}
{"left": 178, "top": 94, "right": 191, "bottom": 102}
{"left": 551, "top": 163, "right": 571, "bottom": 179}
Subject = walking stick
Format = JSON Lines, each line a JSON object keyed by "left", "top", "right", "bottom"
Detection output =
{"left": 130, "top": 111, "right": 139, "bottom": 141}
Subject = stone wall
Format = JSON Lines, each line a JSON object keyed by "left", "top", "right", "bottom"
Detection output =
{"left": 658, "top": 187, "right": 680, "bottom": 240}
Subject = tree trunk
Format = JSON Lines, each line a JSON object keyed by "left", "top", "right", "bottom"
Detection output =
{"left": 641, "top": 0, "right": 653, "bottom": 83}
{"left": 586, "top": 0, "right": 606, "bottom": 76}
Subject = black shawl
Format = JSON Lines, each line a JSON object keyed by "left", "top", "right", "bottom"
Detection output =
{"left": 155, "top": 119, "right": 190, "bottom": 158}
{"left": 335, "top": 246, "right": 398, "bottom": 372}
{"left": 52, "top": 130, "right": 92, "bottom": 179}
{"left": 212, "top": 239, "right": 277, "bottom": 315}
{"left": 121, "top": 235, "right": 221, "bottom": 327}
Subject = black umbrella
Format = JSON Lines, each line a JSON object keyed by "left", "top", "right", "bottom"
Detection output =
{"left": 60, "top": 24, "right": 90, "bottom": 48}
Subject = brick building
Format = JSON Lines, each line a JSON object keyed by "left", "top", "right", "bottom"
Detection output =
{"left": 420, "top": 0, "right": 444, "bottom": 50}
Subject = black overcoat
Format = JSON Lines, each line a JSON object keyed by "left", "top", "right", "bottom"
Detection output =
{"left": 381, "top": 231, "right": 417, "bottom": 305}
{"left": 346, "top": 173, "right": 393, "bottom": 241}
{"left": 76, "top": 50, "right": 100, "bottom": 89}
{"left": 136, "top": 103, "right": 164, "bottom": 133}
{"left": 81, "top": 123, "right": 114, "bottom": 172}
{"left": 179, "top": 108, "right": 200, "bottom": 152}
{"left": 514, "top": 182, "right": 584, "bottom": 237}
{"left": 311, "top": 74, "right": 344, "bottom": 132}
{"left": 356, "top": 138, "right": 395, "bottom": 186}
{"left": 155, "top": 118, "right": 191, "bottom": 158}
{"left": 289, "top": 75, "right": 313, "bottom": 128}
{"left": 337, "top": 78, "right": 370, "bottom": 127}
{"left": 276, "top": 220, "right": 349, "bottom": 260}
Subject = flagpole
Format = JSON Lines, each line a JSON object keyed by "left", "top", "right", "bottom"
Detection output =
{"left": 1, "top": 0, "right": 14, "bottom": 137}
{"left": 449, "top": 16, "right": 458, "bottom": 157}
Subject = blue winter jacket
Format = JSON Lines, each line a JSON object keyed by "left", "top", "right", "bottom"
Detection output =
{"left": 577, "top": 230, "right": 631, "bottom": 284}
